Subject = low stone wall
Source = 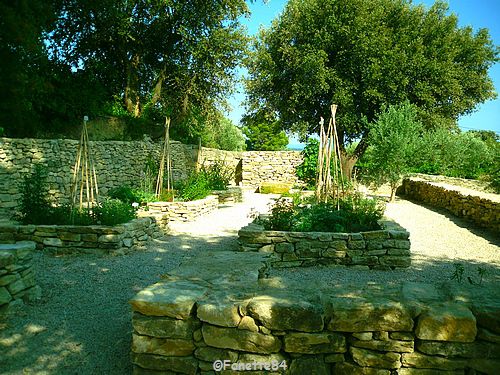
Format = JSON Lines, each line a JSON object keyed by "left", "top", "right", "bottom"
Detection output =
{"left": 242, "top": 151, "right": 303, "bottom": 188}
{"left": 211, "top": 187, "right": 243, "bottom": 204}
{"left": 0, "top": 241, "right": 41, "bottom": 314}
{"left": 147, "top": 195, "right": 219, "bottom": 222}
{"left": 0, "top": 217, "right": 164, "bottom": 255}
{"left": 400, "top": 178, "right": 500, "bottom": 233}
{"left": 238, "top": 219, "right": 411, "bottom": 270}
{"left": 129, "top": 250, "right": 500, "bottom": 375}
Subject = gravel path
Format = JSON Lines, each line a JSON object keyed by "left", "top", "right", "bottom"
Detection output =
{"left": 0, "top": 192, "right": 499, "bottom": 374}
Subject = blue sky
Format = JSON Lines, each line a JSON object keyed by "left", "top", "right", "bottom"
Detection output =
{"left": 227, "top": 0, "right": 500, "bottom": 147}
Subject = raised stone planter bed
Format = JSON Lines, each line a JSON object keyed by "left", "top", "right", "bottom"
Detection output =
{"left": 147, "top": 195, "right": 219, "bottom": 222}
{"left": 0, "top": 217, "right": 164, "bottom": 255}
{"left": 211, "top": 187, "right": 243, "bottom": 204}
{"left": 129, "top": 251, "right": 500, "bottom": 375}
{"left": 0, "top": 241, "right": 41, "bottom": 314}
{"left": 401, "top": 177, "right": 500, "bottom": 233}
{"left": 238, "top": 218, "right": 411, "bottom": 270}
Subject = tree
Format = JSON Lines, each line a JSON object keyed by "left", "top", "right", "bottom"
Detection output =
{"left": 202, "top": 115, "right": 246, "bottom": 151}
{"left": 47, "top": 0, "right": 250, "bottom": 142}
{"left": 246, "top": 0, "right": 498, "bottom": 178}
{"left": 242, "top": 110, "right": 289, "bottom": 150}
{"left": 364, "top": 102, "right": 423, "bottom": 202}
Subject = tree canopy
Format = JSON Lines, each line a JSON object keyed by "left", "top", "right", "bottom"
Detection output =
{"left": 245, "top": 0, "right": 498, "bottom": 173}
{"left": 241, "top": 110, "right": 289, "bottom": 150}
{"left": 0, "top": 0, "right": 251, "bottom": 142}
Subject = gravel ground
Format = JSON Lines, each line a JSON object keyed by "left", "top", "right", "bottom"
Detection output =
{"left": 271, "top": 197, "right": 500, "bottom": 287}
{"left": 0, "top": 191, "right": 499, "bottom": 374}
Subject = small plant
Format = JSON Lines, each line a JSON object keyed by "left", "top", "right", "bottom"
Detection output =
{"left": 16, "top": 165, "right": 53, "bottom": 224}
{"left": 201, "top": 160, "right": 233, "bottom": 191}
{"left": 261, "top": 194, "right": 384, "bottom": 233}
{"left": 93, "top": 198, "right": 137, "bottom": 226}
{"left": 176, "top": 172, "right": 211, "bottom": 201}
{"left": 477, "top": 267, "right": 487, "bottom": 285}
{"left": 451, "top": 263, "right": 465, "bottom": 283}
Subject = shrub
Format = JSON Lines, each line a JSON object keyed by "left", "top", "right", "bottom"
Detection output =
{"left": 176, "top": 172, "right": 211, "bottom": 201}
{"left": 201, "top": 160, "right": 233, "bottom": 190}
{"left": 262, "top": 194, "right": 384, "bottom": 233}
{"left": 295, "top": 138, "right": 319, "bottom": 188}
{"left": 93, "top": 199, "right": 137, "bottom": 226}
{"left": 109, "top": 185, "right": 156, "bottom": 205}
{"left": 16, "top": 165, "right": 53, "bottom": 224}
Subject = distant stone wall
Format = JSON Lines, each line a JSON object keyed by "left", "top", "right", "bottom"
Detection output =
{"left": 242, "top": 151, "right": 303, "bottom": 188}
{"left": 130, "top": 275, "right": 500, "bottom": 374}
{"left": 0, "top": 241, "right": 41, "bottom": 314}
{"left": 0, "top": 217, "right": 164, "bottom": 256}
{"left": 401, "top": 178, "right": 500, "bottom": 233}
{"left": 0, "top": 137, "right": 303, "bottom": 217}
{"left": 238, "top": 219, "right": 411, "bottom": 270}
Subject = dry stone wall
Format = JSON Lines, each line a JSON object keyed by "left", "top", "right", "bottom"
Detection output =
{"left": 0, "top": 137, "right": 303, "bottom": 218}
{"left": 129, "top": 250, "right": 500, "bottom": 375}
{"left": 0, "top": 241, "right": 41, "bottom": 314}
{"left": 400, "top": 178, "right": 500, "bottom": 233}
{"left": 242, "top": 151, "right": 303, "bottom": 188}
{"left": 238, "top": 219, "right": 411, "bottom": 270}
{"left": 0, "top": 217, "right": 164, "bottom": 255}
{"left": 147, "top": 196, "right": 219, "bottom": 222}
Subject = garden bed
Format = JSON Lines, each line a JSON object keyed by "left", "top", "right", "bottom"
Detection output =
{"left": 238, "top": 218, "right": 411, "bottom": 270}
{"left": 147, "top": 195, "right": 219, "bottom": 222}
{"left": 0, "top": 217, "right": 164, "bottom": 255}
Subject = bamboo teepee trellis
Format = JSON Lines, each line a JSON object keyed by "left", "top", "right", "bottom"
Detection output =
{"left": 155, "top": 117, "right": 174, "bottom": 200}
{"left": 70, "top": 116, "right": 99, "bottom": 211}
{"left": 315, "top": 104, "right": 344, "bottom": 207}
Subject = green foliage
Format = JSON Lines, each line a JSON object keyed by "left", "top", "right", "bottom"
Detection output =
{"left": 295, "top": 138, "right": 319, "bottom": 188}
{"left": 262, "top": 194, "right": 384, "bottom": 233}
{"left": 362, "top": 102, "right": 423, "bottom": 200}
{"left": 108, "top": 185, "right": 156, "bottom": 205}
{"left": 176, "top": 173, "right": 212, "bottom": 202}
{"left": 16, "top": 165, "right": 53, "bottom": 224}
{"left": 450, "top": 263, "right": 489, "bottom": 286}
{"left": 410, "top": 129, "right": 496, "bottom": 179}
{"left": 203, "top": 116, "right": 247, "bottom": 151}
{"left": 242, "top": 110, "right": 289, "bottom": 151}
{"left": 246, "top": 0, "right": 498, "bottom": 163}
{"left": 93, "top": 199, "right": 137, "bottom": 226}
{"left": 202, "top": 161, "right": 234, "bottom": 191}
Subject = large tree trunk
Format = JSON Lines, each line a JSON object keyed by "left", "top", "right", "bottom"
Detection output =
{"left": 124, "top": 53, "right": 141, "bottom": 117}
{"left": 338, "top": 134, "right": 369, "bottom": 180}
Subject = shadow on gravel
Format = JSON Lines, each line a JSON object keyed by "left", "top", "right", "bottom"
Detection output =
{"left": 396, "top": 196, "right": 499, "bottom": 245}
{"left": 0, "top": 232, "right": 233, "bottom": 375}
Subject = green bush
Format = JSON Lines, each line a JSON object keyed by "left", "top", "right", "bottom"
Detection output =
{"left": 108, "top": 185, "right": 156, "bottom": 205}
{"left": 176, "top": 173, "right": 212, "bottom": 201}
{"left": 202, "top": 161, "right": 233, "bottom": 190}
{"left": 16, "top": 165, "right": 53, "bottom": 224}
{"left": 262, "top": 194, "right": 384, "bottom": 233}
{"left": 93, "top": 199, "right": 137, "bottom": 226}
{"left": 295, "top": 138, "right": 319, "bottom": 188}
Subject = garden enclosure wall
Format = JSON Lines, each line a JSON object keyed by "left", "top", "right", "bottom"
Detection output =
{"left": 0, "top": 138, "right": 302, "bottom": 217}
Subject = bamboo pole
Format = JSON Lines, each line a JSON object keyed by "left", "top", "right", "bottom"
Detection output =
{"left": 155, "top": 117, "right": 172, "bottom": 200}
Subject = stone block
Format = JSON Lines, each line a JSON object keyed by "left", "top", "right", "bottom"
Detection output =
{"left": 238, "top": 316, "right": 259, "bottom": 332}
{"left": 246, "top": 295, "right": 324, "bottom": 332}
{"left": 197, "top": 300, "right": 242, "bottom": 327}
{"left": 379, "top": 256, "right": 411, "bottom": 268}
{"left": 131, "top": 353, "right": 198, "bottom": 374}
{"left": 352, "top": 339, "right": 414, "bottom": 353}
{"left": 350, "top": 347, "right": 401, "bottom": 369}
{"left": 42, "top": 238, "right": 63, "bottom": 247}
{"left": 415, "top": 305, "right": 477, "bottom": 342}
{"left": 284, "top": 332, "right": 346, "bottom": 354}
{"left": 348, "top": 240, "right": 366, "bottom": 250}
{"left": 289, "top": 356, "right": 329, "bottom": 375}
{"left": 201, "top": 324, "right": 281, "bottom": 354}
{"left": 130, "top": 281, "right": 208, "bottom": 319}
{"left": 415, "top": 340, "right": 500, "bottom": 359}
{"left": 478, "top": 327, "right": 500, "bottom": 344}
{"left": 353, "top": 332, "right": 373, "bottom": 341}
{"left": 133, "top": 313, "right": 201, "bottom": 339}
{"left": 0, "top": 286, "right": 12, "bottom": 305}
{"left": 328, "top": 300, "right": 413, "bottom": 332}
{"left": 58, "top": 232, "right": 81, "bottom": 242}
{"left": 194, "top": 346, "right": 238, "bottom": 363}
{"left": 401, "top": 352, "right": 466, "bottom": 370}
{"left": 275, "top": 242, "right": 294, "bottom": 253}
{"left": 0, "top": 274, "right": 19, "bottom": 286}
{"left": 132, "top": 334, "right": 195, "bottom": 357}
